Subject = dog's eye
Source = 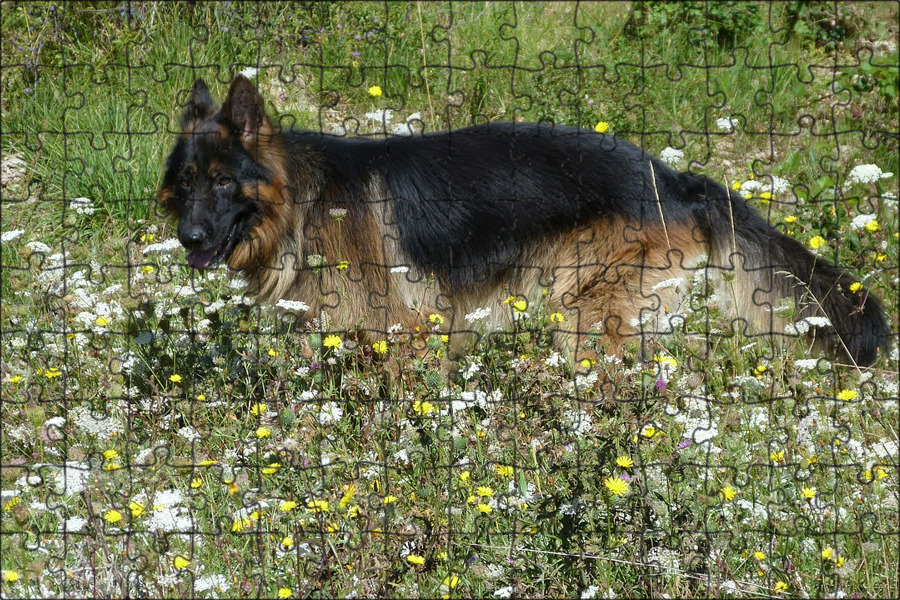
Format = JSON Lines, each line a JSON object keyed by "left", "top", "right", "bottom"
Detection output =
{"left": 178, "top": 177, "right": 191, "bottom": 190}
{"left": 216, "top": 176, "right": 233, "bottom": 187}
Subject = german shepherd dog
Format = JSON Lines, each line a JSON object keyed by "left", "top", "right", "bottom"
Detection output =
{"left": 158, "top": 75, "right": 890, "bottom": 366}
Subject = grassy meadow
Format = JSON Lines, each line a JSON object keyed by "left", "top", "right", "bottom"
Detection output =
{"left": 1, "top": 1, "right": 898, "bottom": 598}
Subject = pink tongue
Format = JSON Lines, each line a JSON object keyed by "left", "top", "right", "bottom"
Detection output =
{"left": 187, "top": 249, "right": 217, "bottom": 269}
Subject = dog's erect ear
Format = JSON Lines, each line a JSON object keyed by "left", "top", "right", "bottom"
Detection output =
{"left": 180, "top": 78, "right": 215, "bottom": 128}
{"left": 221, "top": 74, "right": 273, "bottom": 148}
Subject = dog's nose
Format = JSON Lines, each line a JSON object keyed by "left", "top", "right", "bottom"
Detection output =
{"left": 182, "top": 226, "right": 208, "bottom": 248}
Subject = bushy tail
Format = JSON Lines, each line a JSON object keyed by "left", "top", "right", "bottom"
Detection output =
{"left": 689, "top": 177, "right": 890, "bottom": 366}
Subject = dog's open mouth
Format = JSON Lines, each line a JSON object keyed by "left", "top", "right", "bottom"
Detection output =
{"left": 186, "top": 225, "right": 239, "bottom": 270}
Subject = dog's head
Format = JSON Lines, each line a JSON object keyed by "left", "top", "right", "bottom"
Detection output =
{"left": 157, "top": 75, "right": 285, "bottom": 271}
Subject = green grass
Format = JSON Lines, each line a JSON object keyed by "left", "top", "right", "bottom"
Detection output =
{"left": 1, "top": 1, "right": 898, "bottom": 598}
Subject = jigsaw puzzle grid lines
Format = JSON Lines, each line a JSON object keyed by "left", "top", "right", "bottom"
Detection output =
{"left": 1, "top": 2, "right": 897, "bottom": 599}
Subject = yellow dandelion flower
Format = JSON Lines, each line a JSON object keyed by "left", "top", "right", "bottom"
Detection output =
{"left": 250, "top": 402, "right": 267, "bottom": 416}
{"left": 262, "top": 462, "right": 280, "bottom": 474}
{"left": 476, "top": 486, "right": 493, "bottom": 497}
{"left": 615, "top": 456, "right": 634, "bottom": 468}
{"left": 476, "top": 503, "right": 493, "bottom": 514}
{"left": 865, "top": 219, "right": 879, "bottom": 232}
{"left": 196, "top": 394, "right": 207, "bottom": 401}
{"left": 173, "top": 555, "right": 190, "bottom": 570}
{"left": 8, "top": 375, "right": 23, "bottom": 384}
{"left": 281, "top": 536, "right": 294, "bottom": 548}
{"left": 443, "top": 575, "right": 461, "bottom": 589}
{"left": 754, "top": 364, "right": 767, "bottom": 375}
{"left": 603, "top": 476, "right": 629, "bottom": 496}
{"left": 95, "top": 316, "right": 109, "bottom": 327}
{"left": 140, "top": 265, "right": 154, "bottom": 274}
{"left": 849, "top": 281, "right": 863, "bottom": 293}
{"left": 837, "top": 389, "right": 858, "bottom": 402}
{"left": 383, "top": 495, "right": 397, "bottom": 505}
{"left": 339, "top": 484, "right": 356, "bottom": 508}
{"left": 731, "top": 181, "right": 742, "bottom": 191}
{"left": 129, "top": 501, "right": 145, "bottom": 518}
{"left": 495, "top": 465, "right": 514, "bottom": 477}
{"left": 278, "top": 588, "right": 292, "bottom": 599}
{"left": 256, "top": 426, "right": 271, "bottom": 438}
{"left": 3, "top": 571, "right": 20, "bottom": 582}
{"left": 372, "top": 341, "right": 388, "bottom": 355}
{"left": 231, "top": 517, "right": 251, "bottom": 532}
{"left": 279, "top": 500, "right": 298, "bottom": 512}
{"left": 428, "top": 313, "right": 445, "bottom": 325}
{"left": 773, "top": 581, "right": 788, "bottom": 593}
{"left": 784, "top": 215, "right": 797, "bottom": 224}
{"left": 801, "top": 487, "right": 816, "bottom": 499}
{"left": 4, "top": 497, "right": 20, "bottom": 511}
{"left": 323, "top": 334, "right": 342, "bottom": 350}
{"left": 103, "top": 449, "right": 118, "bottom": 460}
{"left": 641, "top": 425, "right": 659, "bottom": 439}
{"left": 190, "top": 477, "right": 203, "bottom": 489}
{"left": 198, "top": 459, "right": 217, "bottom": 466}
{"left": 720, "top": 485, "right": 737, "bottom": 501}
{"left": 306, "top": 499, "right": 329, "bottom": 513}
{"left": 594, "top": 121, "right": 609, "bottom": 133}
{"left": 407, "top": 554, "right": 426, "bottom": 565}
{"left": 104, "top": 509, "right": 123, "bottom": 524}
{"left": 169, "top": 374, "right": 182, "bottom": 383}
{"left": 336, "top": 260, "right": 350, "bottom": 272}
{"left": 44, "top": 368, "right": 62, "bottom": 379}
{"left": 808, "top": 235, "right": 826, "bottom": 250}
{"left": 459, "top": 470, "right": 470, "bottom": 484}
{"left": 413, "top": 399, "right": 435, "bottom": 415}
{"left": 822, "top": 547, "right": 834, "bottom": 560}
{"left": 753, "top": 551, "right": 766, "bottom": 561}
{"left": 368, "top": 85, "right": 383, "bottom": 97}
{"left": 549, "top": 312, "right": 565, "bottom": 323}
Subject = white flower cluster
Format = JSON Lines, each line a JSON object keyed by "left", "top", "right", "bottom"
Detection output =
{"left": 847, "top": 164, "right": 893, "bottom": 185}
{"left": 739, "top": 175, "right": 791, "bottom": 195}
{"left": 659, "top": 146, "right": 684, "bottom": 166}
{"left": 70, "top": 197, "right": 95, "bottom": 215}
{"left": 851, "top": 213, "right": 877, "bottom": 230}
{"left": 275, "top": 298, "right": 310, "bottom": 312}
{"left": 716, "top": 116, "right": 738, "bottom": 132}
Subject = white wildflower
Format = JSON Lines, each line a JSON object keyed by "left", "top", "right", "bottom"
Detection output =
{"left": 365, "top": 109, "right": 393, "bottom": 123}
{"left": 847, "top": 164, "right": 893, "bottom": 185}
{"left": 49, "top": 461, "right": 91, "bottom": 495}
{"left": 794, "top": 358, "right": 828, "bottom": 371}
{"left": 195, "top": 574, "right": 231, "bottom": 594}
{"left": 659, "top": 147, "right": 684, "bottom": 166}
{"left": 70, "top": 197, "right": 95, "bottom": 215}
{"left": 851, "top": 213, "right": 877, "bottom": 230}
{"left": 1, "top": 229, "right": 24, "bottom": 243}
{"left": 177, "top": 426, "right": 201, "bottom": 441}
{"left": 142, "top": 238, "right": 182, "bottom": 255}
{"left": 318, "top": 401, "right": 343, "bottom": 425}
{"left": 390, "top": 265, "right": 410, "bottom": 274}
{"left": 275, "top": 299, "right": 310, "bottom": 312}
{"left": 652, "top": 277, "right": 685, "bottom": 292}
{"left": 26, "top": 240, "right": 52, "bottom": 254}
{"left": 464, "top": 307, "right": 492, "bottom": 323}
{"left": 494, "top": 586, "right": 514, "bottom": 598}
{"left": 580, "top": 585, "right": 600, "bottom": 599}
{"left": 62, "top": 516, "right": 88, "bottom": 532}
{"left": 716, "top": 117, "right": 737, "bottom": 132}
{"left": 239, "top": 66, "right": 259, "bottom": 79}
